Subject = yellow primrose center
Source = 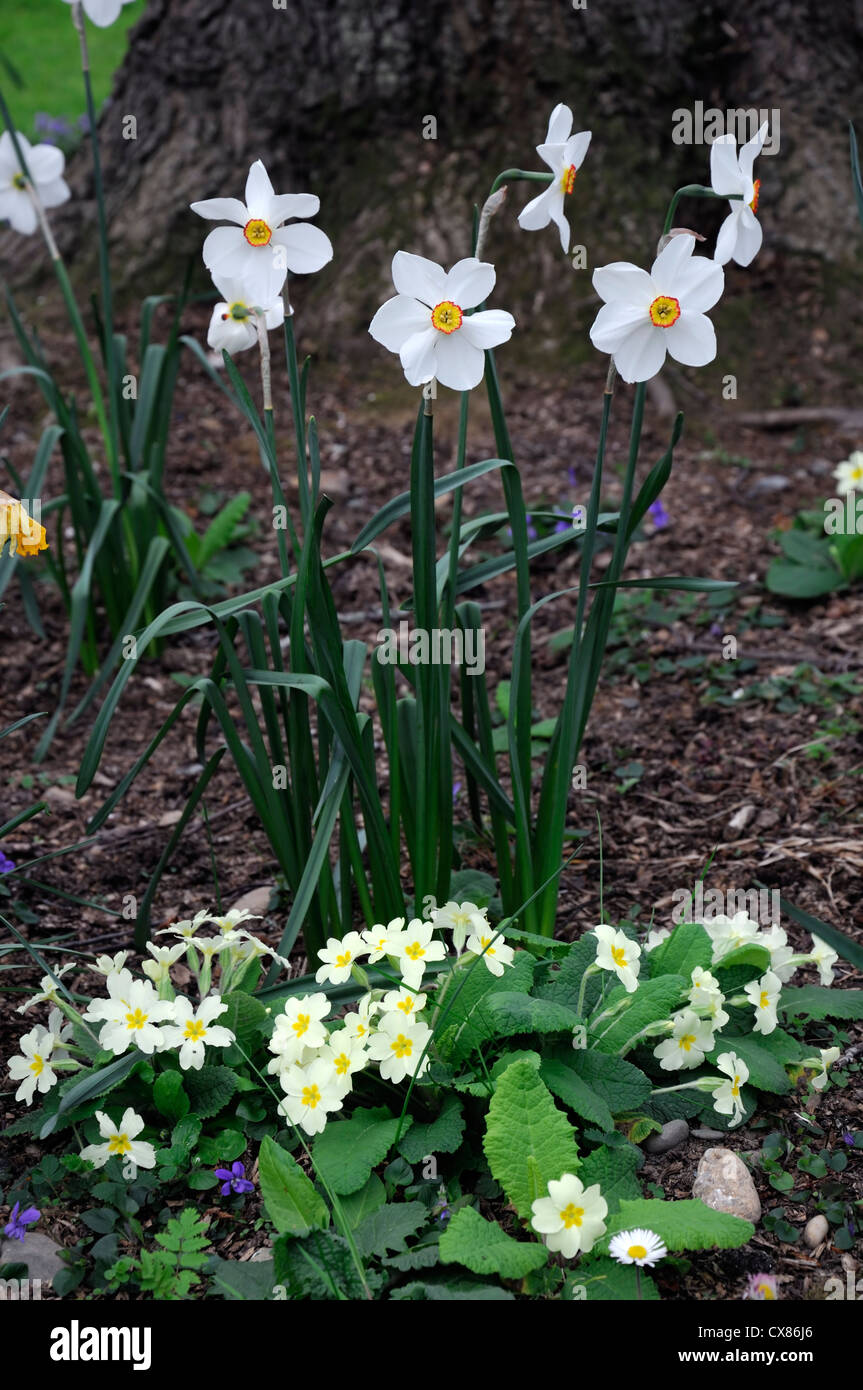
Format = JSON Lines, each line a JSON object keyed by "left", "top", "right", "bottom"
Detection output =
{"left": 243, "top": 218, "right": 272, "bottom": 246}
{"left": 628, "top": 1244, "right": 648, "bottom": 1259}
{"left": 759, "top": 991, "right": 770, "bottom": 1009}
{"left": 355, "top": 1022, "right": 366, "bottom": 1037}
{"left": 679, "top": 1034, "right": 696, "bottom": 1052}
{"left": 30, "top": 1053, "right": 44, "bottom": 1076}
{"left": 0, "top": 493, "right": 49, "bottom": 558}
{"left": 560, "top": 164, "right": 577, "bottom": 195}
{"left": 560, "top": 1203, "right": 584, "bottom": 1229}
{"left": 480, "top": 935, "right": 496, "bottom": 956}
{"left": 125, "top": 1008, "right": 148, "bottom": 1032}
{"left": 750, "top": 178, "right": 761, "bottom": 214}
{"left": 183, "top": 1020, "right": 207, "bottom": 1042}
{"left": 397, "top": 997, "right": 415, "bottom": 1015}
{"left": 335, "top": 950, "right": 352, "bottom": 968}
{"left": 301, "top": 1084, "right": 322, "bottom": 1109}
{"left": 431, "top": 300, "right": 463, "bottom": 334}
{"left": 391, "top": 1033, "right": 413, "bottom": 1059}
{"left": 611, "top": 944, "right": 628, "bottom": 968}
{"left": 731, "top": 1077, "right": 740, "bottom": 1097}
{"left": 649, "top": 295, "right": 681, "bottom": 328}
{"left": 849, "top": 463, "right": 863, "bottom": 483}
{"left": 12, "top": 172, "right": 27, "bottom": 190}
{"left": 108, "top": 1133, "right": 132, "bottom": 1155}
{"left": 405, "top": 941, "right": 426, "bottom": 961}
{"left": 292, "top": 1012, "right": 310, "bottom": 1037}
{"left": 333, "top": 1052, "right": 351, "bottom": 1075}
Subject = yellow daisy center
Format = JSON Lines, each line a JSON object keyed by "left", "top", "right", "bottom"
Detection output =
{"left": 108, "top": 1133, "right": 132, "bottom": 1155}
{"left": 560, "top": 164, "right": 577, "bottom": 195}
{"left": 649, "top": 295, "right": 681, "bottom": 328}
{"left": 292, "top": 1012, "right": 310, "bottom": 1036}
{"left": 749, "top": 178, "right": 761, "bottom": 214}
{"left": 611, "top": 944, "right": 628, "bottom": 968}
{"left": 243, "top": 218, "right": 272, "bottom": 246}
{"left": 628, "top": 1244, "right": 648, "bottom": 1260}
{"left": 125, "top": 1008, "right": 148, "bottom": 1031}
{"left": 560, "top": 1203, "right": 583, "bottom": 1229}
{"left": 405, "top": 941, "right": 426, "bottom": 961}
{"left": 431, "top": 300, "right": 463, "bottom": 335}
{"left": 391, "top": 1033, "right": 413, "bottom": 1059}
{"left": 183, "top": 1020, "right": 207, "bottom": 1042}
{"left": 680, "top": 1033, "right": 696, "bottom": 1052}
{"left": 30, "top": 1054, "right": 44, "bottom": 1076}
{"left": 301, "top": 1084, "right": 322, "bottom": 1109}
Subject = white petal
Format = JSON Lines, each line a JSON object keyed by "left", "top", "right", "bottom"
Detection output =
{"left": 443, "top": 258, "right": 495, "bottom": 309}
{"left": 121, "top": 1107, "right": 144, "bottom": 1137}
{"left": 83, "top": 0, "right": 125, "bottom": 24}
{"left": 593, "top": 262, "right": 654, "bottom": 306}
{"left": 190, "top": 197, "right": 249, "bottom": 225}
{"left": 731, "top": 210, "right": 762, "bottom": 267}
{"left": 433, "top": 331, "right": 486, "bottom": 391}
{"left": 517, "top": 183, "right": 560, "bottom": 233}
{"left": 545, "top": 103, "right": 573, "bottom": 145}
{"left": 459, "top": 309, "right": 515, "bottom": 351}
{"left": 129, "top": 1140, "right": 156, "bottom": 1169}
{"left": 547, "top": 198, "right": 571, "bottom": 254}
{"left": 37, "top": 177, "right": 71, "bottom": 210}
{"left": 665, "top": 312, "right": 717, "bottom": 367}
{"left": 713, "top": 210, "right": 740, "bottom": 265}
{"left": 399, "top": 326, "right": 438, "bottom": 385}
{"left": 391, "top": 251, "right": 447, "bottom": 307}
{"left": 562, "top": 130, "right": 591, "bottom": 169}
{"left": 650, "top": 233, "right": 697, "bottom": 294}
{"left": 0, "top": 190, "right": 36, "bottom": 235}
{"left": 612, "top": 323, "right": 667, "bottom": 383}
{"left": 739, "top": 121, "right": 768, "bottom": 181}
{"left": 710, "top": 136, "right": 743, "bottom": 195}
{"left": 244, "top": 160, "right": 276, "bottom": 221}
{"left": 369, "top": 294, "right": 432, "bottom": 352}
{"left": 269, "top": 193, "right": 319, "bottom": 225}
{"left": 272, "top": 222, "right": 333, "bottom": 274}
{"left": 207, "top": 307, "right": 257, "bottom": 355}
{"left": 28, "top": 144, "right": 65, "bottom": 184}
{"left": 589, "top": 300, "right": 650, "bottom": 353}
{"left": 674, "top": 256, "right": 724, "bottom": 312}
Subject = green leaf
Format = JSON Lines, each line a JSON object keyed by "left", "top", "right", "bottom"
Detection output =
{"left": 206, "top": 1255, "right": 276, "bottom": 1301}
{"left": 392, "top": 1277, "right": 515, "bottom": 1300}
{"left": 398, "top": 1096, "right": 466, "bottom": 1163}
{"left": 353, "top": 1202, "right": 427, "bottom": 1257}
{"left": 577, "top": 1143, "right": 642, "bottom": 1216}
{"left": 447, "top": 868, "right": 497, "bottom": 910}
{"left": 579, "top": 1253, "right": 660, "bottom": 1300}
{"left": 714, "top": 944, "right": 771, "bottom": 974}
{"left": 171, "top": 1115, "right": 202, "bottom": 1156}
{"left": 707, "top": 1035, "right": 791, "bottom": 1094}
{"left": 184, "top": 1064, "right": 238, "bottom": 1118}
{"left": 439, "top": 1206, "right": 548, "bottom": 1278}
{"left": 592, "top": 975, "right": 687, "bottom": 1055}
{"left": 218, "top": 992, "right": 269, "bottom": 1052}
{"left": 647, "top": 924, "right": 713, "bottom": 979}
{"left": 535, "top": 936, "right": 603, "bottom": 1014}
{"left": 312, "top": 1107, "right": 409, "bottom": 1196}
{"left": 484, "top": 992, "right": 582, "bottom": 1038}
{"left": 153, "top": 1070, "right": 190, "bottom": 1122}
{"left": 188, "top": 1171, "right": 219, "bottom": 1191}
{"left": 539, "top": 1058, "right": 615, "bottom": 1132}
{"left": 438, "top": 952, "right": 535, "bottom": 1064}
{"left": 337, "top": 1174, "right": 387, "bottom": 1231}
{"left": 39, "top": 1051, "right": 145, "bottom": 1140}
{"left": 197, "top": 1129, "right": 246, "bottom": 1165}
{"left": 258, "top": 1135, "right": 330, "bottom": 1237}
{"left": 483, "top": 1061, "right": 580, "bottom": 1221}
{"left": 197, "top": 492, "right": 251, "bottom": 570}
{"left": 603, "top": 1198, "right": 754, "bottom": 1251}
{"left": 779, "top": 986, "right": 863, "bottom": 1022}
{"left": 567, "top": 1050, "right": 652, "bottom": 1112}
{"left": 765, "top": 558, "right": 842, "bottom": 599}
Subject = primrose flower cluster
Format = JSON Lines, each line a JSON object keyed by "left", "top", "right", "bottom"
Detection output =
{"left": 267, "top": 901, "right": 513, "bottom": 1135}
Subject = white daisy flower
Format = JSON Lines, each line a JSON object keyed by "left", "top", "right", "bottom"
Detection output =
{"left": 609, "top": 1227, "right": 667, "bottom": 1266}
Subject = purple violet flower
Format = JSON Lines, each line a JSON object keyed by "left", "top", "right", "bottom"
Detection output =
{"left": 214, "top": 1161, "right": 254, "bottom": 1197}
{"left": 567, "top": 465, "right": 578, "bottom": 489}
{"left": 842, "top": 1131, "right": 855, "bottom": 1145}
{"left": 648, "top": 498, "right": 669, "bottom": 529}
{"left": 0, "top": 850, "right": 15, "bottom": 874}
{"left": 4, "top": 1201, "right": 40, "bottom": 1241}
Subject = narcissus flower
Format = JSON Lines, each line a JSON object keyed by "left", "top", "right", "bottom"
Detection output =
{"left": 834, "top": 452, "right": 863, "bottom": 497}
{"left": 369, "top": 252, "right": 515, "bottom": 392}
{"left": 431, "top": 900, "right": 488, "bottom": 954}
{"left": 609, "top": 1228, "right": 667, "bottom": 1267}
{"left": 654, "top": 1010, "right": 716, "bottom": 1070}
{"left": 530, "top": 1173, "right": 607, "bottom": 1258}
{"left": 86, "top": 977, "right": 175, "bottom": 1055}
{"left": 392, "top": 917, "right": 447, "bottom": 991}
{"left": 590, "top": 233, "right": 724, "bottom": 384}
{"left": 464, "top": 928, "right": 515, "bottom": 977}
{"left": 315, "top": 931, "right": 367, "bottom": 986}
{"left": 517, "top": 103, "right": 591, "bottom": 254}
{"left": 0, "top": 132, "right": 70, "bottom": 237}
{"left": 743, "top": 970, "right": 781, "bottom": 1035}
{"left": 7, "top": 1025, "right": 58, "bottom": 1105}
{"left": 366, "top": 1012, "right": 432, "bottom": 1084}
{"left": 712, "top": 1051, "right": 750, "bottom": 1127}
{"left": 710, "top": 123, "right": 767, "bottom": 267}
{"left": 206, "top": 273, "right": 285, "bottom": 356}
{"left": 809, "top": 933, "right": 838, "bottom": 986}
{"left": 61, "top": 0, "right": 137, "bottom": 27}
{"left": 191, "top": 160, "right": 332, "bottom": 307}
{"left": 593, "top": 923, "right": 641, "bottom": 993}
{"left": 277, "top": 1058, "right": 344, "bottom": 1135}
{"left": 269, "top": 993, "right": 330, "bottom": 1065}
{"left": 80, "top": 1108, "right": 156, "bottom": 1170}
{"left": 159, "top": 995, "right": 234, "bottom": 1070}
{"left": 0, "top": 489, "right": 49, "bottom": 557}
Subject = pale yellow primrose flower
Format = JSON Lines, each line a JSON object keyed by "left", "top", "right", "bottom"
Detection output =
{"left": 393, "top": 919, "right": 447, "bottom": 991}
{"left": 712, "top": 1051, "right": 750, "bottom": 1127}
{"left": 205, "top": 908, "right": 261, "bottom": 935}
{"left": 809, "top": 934, "right": 838, "bottom": 986}
{"left": 277, "top": 1058, "right": 343, "bottom": 1136}
{"left": 141, "top": 941, "right": 187, "bottom": 986}
{"left": 464, "top": 928, "right": 515, "bottom": 977}
{"left": 16, "top": 963, "right": 75, "bottom": 1014}
{"left": 743, "top": 970, "right": 781, "bottom": 1036}
{"left": 760, "top": 924, "right": 797, "bottom": 983}
{"left": 593, "top": 923, "right": 641, "bottom": 993}
{"left": 380, "top": 987, "right": 427, "bottom": 1021}
{"left": 530, "top": 1174, "right": 607, "bottom": 1259}
{"left": 85, "top": 978, "right": 175, "bottom": 1056}
{"left": 315, "top": 931, "right": 368, "bottom": 986}
{"left": 92, "top": 951, "right": 133, "bottom": 977}
{"left": 321, "top": 1029, "right": 369, "bottom": 1096}
{"left": 834, "top": 451, "right": 863, "bottom": 498}
{"left": 645, "top": 928, "right": 671, "bottom": 952}
{"left": 80, "top": 1108, "right": 156, "bottom": 1170}
{"left": 653, "top": 1010, "right": 716, "bottom": 1071}
{"left": 156, "top": 909, "right": 212, "bottom": 941}
{"left": 269, "top": 993, "right": 330, "bottom": 1066}
{"left": 340, "top": 994, "right": 379, "bottom": 1045}
{"left": 361, "top": 918, "right": 407, "bottom": 964}
{"left": 702, "top": 911, "right": 761, "bottom": 963}
{"left": 159, "top": 995, "right": 235, "bottom": 1071}
{"left": 802, "top": 1046, "right": 841, "bottom": 1092}
{"left": 82, "top": 968, "right": 134, "bottom": 1020}
{"left": 431, "top": 901, "right": 489, "bottom": 955}
{"left": 366, "top": 1012, "right": 432, "bottom": 1084}
{"left": 7, "top": 1026, "right": 58, "bottom": 1105}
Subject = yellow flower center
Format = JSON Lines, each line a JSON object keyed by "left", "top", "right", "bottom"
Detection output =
{"left": 243, "top": 218, "right": 272, "bottom": 246}
{"left": 628, "top": 1244, "right": 648, "bottom": 1260}
{"left": 759, "top": 991, "right": 769, "bottom": 1009}
{"left": 480, "top": 936, "right": 495, "bottom": 956}
{"left": 183, "top": 1020, "right": 207, "bottom": 1042}
{"left": 680, "top": 1034, "right": 696, "bottom": 1052}
{"left": 757, "top": 1282, "right": 775, "bottom": 1299}
{"left": 560, "top": 164, "right": 577, "bottom": 195}
{"left": 333, "top": 1052, "right": 351, "bottom": 1074}
{"left": 431, "top": 300, "right": 463, "bottom": 335}
{"left": 391, "top": 1033, "right": 413, "bottom": 1059}
{"left": 292, "top": 1012, "right": 310, "bottom": 1036}
{"left": 108, "top": 1133, "right": 132, "bottom": 1155}
{"left": 611, "top": 945, "right": 628, "bottom": 968}
{"left": 301, "top": 1084, "right": 322, "bottom": 1109}
{"left": 749, "top": 178, "right": 761, "bottom": 214}
{"left": 125, "top": 1008, "right": 148, "bottom": 1031}
{"left": 405, "top": 941, "right": 425, "bottom": 961}
{"left": 30, "top": 1054, "right": 44, "bottom": 1076}
{"left": 560, "top": 1203, "right": 583, "bottom": 1229}
{"left": 731, "top": 1078, "right": 740, "bottom": 1097}
{"left": 649, "top": 295, "right": 681, "bottom": 328}
{"left": 397, "top": 997, "right": 415, "bottom": 1014}
{"left": 355, "top": 1022, "right": 366, "bottom": 1037}
{"left": 12, "top": 172, "right": 27, "bottom": 190}
{"left": 335, "top": 951, "right": 352, "bottom": 968}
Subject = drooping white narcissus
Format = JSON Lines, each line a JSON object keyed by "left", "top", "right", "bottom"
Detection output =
{"left": 0, "top": 130, "right": 70, "bottom": 237}
{"left": 608, "top": 1227, "right": 668, "bottom": 1267}
{"left": 710, "top": 122, "right": 767, "bottom": 267}
{"left": 530, "top": 1173, "right": 608, "bottom": 1258}
{"left": 593, "top": 923, "right": 641, "bottom": 993}
{"left": 743, "top": 970, "right": 781, "bottom": 1035}
{"left": 712, "top": 1051, "right": 750, "bottom": 1127}
{"left": 834, "top": 452, "right": 863, "bottom": 498}
{"left": 206, "top": 273, "right": 286, "bottom": 356}
{"left": 80, "top": 1108, "right": 156, "bottom": 1170}
{"left": 653, "top": 1009, "right": 716, "bottom": 1070}
{"left": 589, "top": 233, "right": 724, "bottom": 384}
{"left": 61, "top": 0, "right": 137, "bottom": 26}
{"left": 191, "top": 159, "right": 333, "bottom": 307}
{"left": 159, "top": 996, "right": 235, "bottom": 1071}
{"left": 517, "top": 103, "right": 591, "bottom": 254}
{"left": 369, "top": 252, "right": 515, "bottom": 392}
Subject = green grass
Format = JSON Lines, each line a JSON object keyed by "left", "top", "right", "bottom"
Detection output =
{"left": 0, "top": 0, "right": 145, "bottom": 140}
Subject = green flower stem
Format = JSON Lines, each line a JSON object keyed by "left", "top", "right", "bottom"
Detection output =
{"left": 651, "top": 1079, "right": 718, "bottom": 1096}
{"left": 618, "top": 1019, "right": 673, "bottom": 1057}
{"left": 575, "top": 962, "right": 599, "bottom": 1020}
{"left": 284, "top": 309, "right": 311, "bottom": 532}
{"left": 489, "top": 168, "right": 554, "bottom": 196}
{"left": 661, "top": 184, "right": 744, "bottom": 237}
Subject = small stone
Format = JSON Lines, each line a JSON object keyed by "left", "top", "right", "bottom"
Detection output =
{"left": 248, "top": 1246, "right": 273, "bottom": 1263}
{"left": 803, "top": 1215, "right": 829, "bottom": 1249}
{"left": 0, "top": 1233, "right": 66, "bottom": 1285}
{"left": 229, "top": 886, "right": 274, "bottom": 918}
{"left": 693, "top": 1147, "right": 761, "bottom": 1223}
{"left": 644, "top": 1119, "right": 690, "bottom": 1154}
{"left": 691, "top": 1126, "right": 725, "bottom": 1139}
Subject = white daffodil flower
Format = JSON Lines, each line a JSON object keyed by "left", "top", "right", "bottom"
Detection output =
{"left": 87, "top": 978, "right": 175, "bottom": 1056}
{"left": 464, "top": 928, "right": 515, "bottom": 977}
{"left": 321, "top": 1029, "right": 369, "bottom": 1096}
{"left": 92, "top": 951, "right": 132, "bottom": 977}
{"left": 61, "top": 0, "right": 137, "bottom": 27}
{"left": 141, "top": 941, "right": 187, "bottom": 986}
{"left": 608, "top": 1227, "right": 668, "bottom": 1267}
{"left": 711, "top": 1051, "right": 750, "bottom": 1127}
{"left": 159, "top": 995, "right": 234, "bottom": 1070}
{"left": 431, "top": 900, "right": 488, "bottom": 955}
{"left": 743, "top": 970, "right": 782, "bottom": 1035}
{"left": 392, "top": 918, "right": 447, "bottom": 991}
{"left": 191, "top": 159, "right": 332, "bottom": 307}
{"left": 653, "top": 1009, "right": 716, "bottom": 1070}
{"left": 277, "top": 1058, "right": 344, "bottom": 1135}
{"left": 339, "top": 994, "right": 379, "bottom": 1046}
{"left": 517, "top": 103, "right": 591, "bottom": 253}
{"left": 760, "top": 925, "right": 797, "bottom": 983}
{"left": 366, "top": 1012, "right": 432, "bottom": 1084}
{"left": 803, "top": 1046, "right": 841, "bottom": 1092}
{"left": 380, "top": 987, "right": 427, "bottom": 1021}
{"left": 269, "top": 993, "right": 331, "bottom": 1065}
{"left": 703, "top": 910, "right": 761, "bottom": 963}
{"left": 710, "top": 122, "right": 767, "bottom": 267}
{"left": 834, "top": 452, "right": 863, "bottom": 498}
{"left": 593, "top": 923, "right": 641, "bottom": 994}
{"left": 590, "top": 233, "right": 724, "bottom": 384}
{"left": 7, "top": 1026, "right": 58, "bottom": 1105}
{"left": 361, "top": 917, "right": 407, "bottom": 964}
{"left": 530, "top": 1173, "right": 607, "bottom": 1259}
{"left": 0, "top": 130, "right": 70, "bottom": 236}
{"left": 80, "top": 1108, "right": 156, "bottom": 1170}
{"left": 16, "top": 963, "right": 75, "bottom": 1014}
{"left": 369, "top": 252, "right": 515, "bottom": 392}
{"left": 315, "top": 931, "right": 367, "bottom": 986}
{"left": 809, "top": 934, "right": 838, "bottom": 986}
